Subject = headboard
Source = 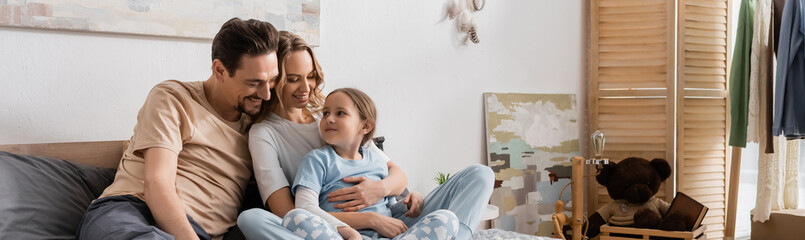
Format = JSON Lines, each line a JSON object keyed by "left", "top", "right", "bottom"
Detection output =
{"left": 0, "top": 137, "right": 387, "bottom": 170}
{"left": 0, "top": 140, "right": 128, "bottom": 169}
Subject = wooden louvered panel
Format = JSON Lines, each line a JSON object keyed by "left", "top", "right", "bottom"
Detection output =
{"left": 685, "top": 114, "right": 726, "bottom": 121}
{"left": 599, "top": 105, "right": 667, "bottom": 114}
{"left": 607, "top": 144, "right": 667, "bottom": 152}
{"left": 687, "top": 29, "right": 728, "bottom": 38}
{"left": 685, "top": 43, "right": 727, "bottom": 52}
{"left": 684, "top": 66, "right": 726, "bottom": 74}
{"left": 685, "top": 106, "right": 727, "bottom": 113}
{"left": 686, "top": 37, "right": 727, "bottom": 46}
{"left": 686, "top": 58, "right": 728, "bottom": 67}
{"left": 686, "top": 52, "right": 727, "bottom": 60}
{"left": 600, "top": 66, "right": 667, "bottom": 75}
{"left": 707, "top": 201, "right": 727, "bottom": 209}
{"left": 677, "top": 0, "right": 730, "bottom": 239}
{"left": 687, "top": 82, "right": 727, "bottom": 89}
{"left": 599, "top": 90, "right": 669, "bottom": 97}
{"left": 703, "top": 216, "right": 722, "bottom": 225}
{"left": 599, "top": 122, "right": 667, "bottom": 130}
{"left": 686, "top": 121, "right": 727, "bottom": 128}
{"left": 599, "top": 0, "right": 667, "bottom": 8}
{"left": 599, "top": 5, "right": 666, "bottom": 15}
{"left": 684, "top": 143, "right": 727, "bottom": 151}
{"left": 685, "top": 13, "right": 728, "bottom": 23}
{"left": 678, "top": 179, "right": 725, "bottom": 188}
{"left": 599, "top": 58, "right": 667, "bottom": 66}
{"left": 602, "top": 129, "right": 667, "bottom": 136}
{"left": 599, "top": 114, "right": 667, "bottom": 122}
{"left": 599, "top": 74, "right": 667, "bottom": 83}
{"left": 599, "top": 28, "right": 667, "bottom": 37}
{"left": 682, "top": 158, "right": 726, "bottom": 166}
{"left": 688, "top": 0, "right": 728, "bottom": 8}
{"left": 600, "top": 51, "right": 667, "bottom": 59}
{"left": 600, "top": 13, "right": 667, "bottom": 23}
{"left": 684, "top": 150, "right": 726, "bottom": 158}
{"left": 590, "top": 0, "right": 675, "bottom": 216}
{"left": 599, "top": 98, "right": 668, "bottom": 105}
{"left": 686, "top": 136, "right": 726, "bottom": 143}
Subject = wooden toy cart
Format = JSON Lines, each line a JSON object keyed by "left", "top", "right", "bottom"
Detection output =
{"left": 600, "top": 224, "right": 706, "bottom": 240}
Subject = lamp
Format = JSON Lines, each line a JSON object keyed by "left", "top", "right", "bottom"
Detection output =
{"left": 588, "top": 130, "right": 610, "bottom": 166}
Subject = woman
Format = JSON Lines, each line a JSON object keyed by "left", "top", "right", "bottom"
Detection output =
{"left": 238, "top": 31, "right": 494, "bottom": 240}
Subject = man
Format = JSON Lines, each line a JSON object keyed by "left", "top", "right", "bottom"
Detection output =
{"left": 76, "top": 18, "right": 279, "bottom": 240}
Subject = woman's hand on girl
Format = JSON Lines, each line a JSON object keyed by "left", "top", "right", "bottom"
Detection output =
{"left": 328, "top": 176, "right": 387, "bottom": 211}
{"left": 336, "top": 226, "right": 362, "bottom": 240}
{"left": 369, "top": 212, "right": 408, "bottom": 238}
{"left": 402, "top": 191, "right": 424, "bottom": 218}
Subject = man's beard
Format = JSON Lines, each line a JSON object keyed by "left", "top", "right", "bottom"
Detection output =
{"left": 238, "top": 103, "right": 260, "bottom": 117}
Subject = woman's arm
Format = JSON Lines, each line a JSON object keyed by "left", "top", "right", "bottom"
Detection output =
{"left": 382, "top": 160, "right": 408, "bottom": 196}
{"left": 265, "top": 187, "right": 295, "bottom": 218}
{"left": 297, "top": 187, "right": 365, "bottom": 240}
{"left": 296, "top": 187, "right": 348, "bottom": 228}
{"left": 249, "top": 127, "right": 294, "bottom": 217}
{"left": 371, "top": 141, "right": 407, "bottom": 196}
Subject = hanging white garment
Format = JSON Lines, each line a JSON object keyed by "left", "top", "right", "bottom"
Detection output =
{"left": 748, "top": 0, "right": 772, "bottom": 143}
{"left": 753, "top": 136, "right": 783, "bottom": 222}
{"left": 753, "top": 137, "right": 801, "bottom": 222}
{"left": 783, "top": 140, "right": 799, "bottom": 208}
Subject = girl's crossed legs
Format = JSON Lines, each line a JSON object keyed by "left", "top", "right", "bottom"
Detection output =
{"left": 283, "top": 209, "right": 459, "bottom": 240}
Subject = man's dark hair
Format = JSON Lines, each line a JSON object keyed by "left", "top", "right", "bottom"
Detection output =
{"left": 211, "top": 18, "right": 279, "bottom": 76}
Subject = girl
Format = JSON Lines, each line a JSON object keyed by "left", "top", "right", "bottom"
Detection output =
{"left": 287, "top": 88, "right": 459, "bottom": 240}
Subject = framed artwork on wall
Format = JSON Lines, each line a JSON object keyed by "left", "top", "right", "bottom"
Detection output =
{"left": 484, "top": 92, "right": 580, "bottom": 236}
{"left": 0, "top": 0, "right": 320, "bottom": 45}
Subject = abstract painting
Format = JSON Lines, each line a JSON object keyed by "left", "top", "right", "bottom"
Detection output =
{"left": 484, "top": 93, "right": 579, "bottom": 236}
{"left": 0, "top": 0, "right": 320, "bottom": 45}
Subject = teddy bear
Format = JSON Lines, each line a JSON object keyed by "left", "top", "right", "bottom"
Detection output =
{"left": 585, "top": 157, "right": 687, "bottom": 238}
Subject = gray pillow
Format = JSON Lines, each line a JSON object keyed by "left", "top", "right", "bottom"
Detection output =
{"left": 0, "top": 151, "right": 116, "bottom": 239}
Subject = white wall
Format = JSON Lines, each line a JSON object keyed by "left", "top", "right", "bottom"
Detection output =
{"left": 0, "top": 0, "right": 586, "bottom": 193}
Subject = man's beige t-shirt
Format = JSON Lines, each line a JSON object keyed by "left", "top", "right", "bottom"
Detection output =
{"left": 596, "top": 197, "right": 670, "bottom": 226}
{"left": 100, "top": 80, "right": 252, "bottom": 239}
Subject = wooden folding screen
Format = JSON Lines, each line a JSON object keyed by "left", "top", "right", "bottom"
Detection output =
{"left": 589, "top": 0, "right": 676, "bottom": 214}
{"left": 589, "top": 0, "right": 731, "bottom": 239}
{"left": 677, "top": 0, "right": 731, "bottom": 239}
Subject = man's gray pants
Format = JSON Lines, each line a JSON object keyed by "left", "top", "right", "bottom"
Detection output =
{"left": 76, "top": 195, "right": 211, "bottom": 240}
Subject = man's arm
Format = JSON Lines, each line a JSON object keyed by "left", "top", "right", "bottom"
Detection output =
{"left": 265, "top": 187, "right": 295, "bottom": 218}
{"left": 143, "top": 148, "right": 199, "bottom": 240}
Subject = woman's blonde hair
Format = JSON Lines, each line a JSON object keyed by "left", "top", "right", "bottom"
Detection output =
{"left": 328, "top": 88, "right": 377, "bottom": 146}
{"left": 256, "top": 31, "right": 325, "bottom": 123}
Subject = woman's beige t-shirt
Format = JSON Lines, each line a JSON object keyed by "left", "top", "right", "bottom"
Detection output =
{"left": 99, "top": 80, "right": 252, "bottom": 239}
